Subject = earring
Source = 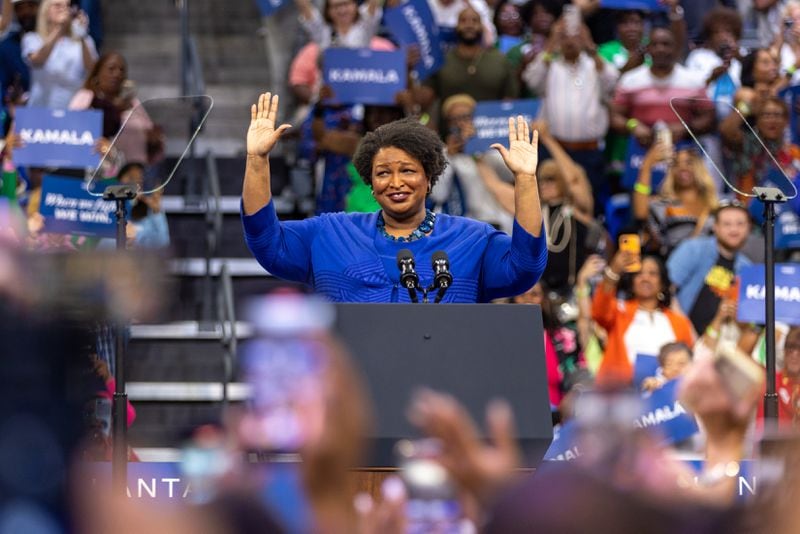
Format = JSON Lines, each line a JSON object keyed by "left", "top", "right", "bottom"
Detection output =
{"left": 657, "top": 291, "right": 665, "bottom": 301}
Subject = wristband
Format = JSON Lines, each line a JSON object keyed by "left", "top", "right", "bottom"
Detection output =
{"left": 604, "top": 266, "right": 620, "bottom": 282}
{"left": 633, "top": 182, "right": 651, "bottom": 195}
{"left": 575, "top": 286, "right": 590, "bottom": 299}
{"left": 626, "top": 118, "right": 639, "bottom": 132}
{"left": 541, "top": 52, "right": 553, "bottom": 63}
{"left": 705, "top": 325, "right": 719, "bottom": 340}
{"left": 788, "top": 64, "right": 798, "bottom": 76}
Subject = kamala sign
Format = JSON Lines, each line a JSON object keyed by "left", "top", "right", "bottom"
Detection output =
{"left": 13, "top": 107, "right": 102, "bottom": 169}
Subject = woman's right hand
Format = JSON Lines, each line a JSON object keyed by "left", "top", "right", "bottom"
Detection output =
{"left": 246, "top": 92, "right": 291, "bottom": 157}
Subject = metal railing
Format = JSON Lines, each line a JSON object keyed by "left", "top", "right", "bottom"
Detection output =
{"left": 202, "top": 151, "right": 223, "bottom": 322}
{"left": 216, "top": 262, "right": 238, "bottom": 408}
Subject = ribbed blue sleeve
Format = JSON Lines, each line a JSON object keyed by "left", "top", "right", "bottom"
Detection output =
{"left": 241, "top": 200, "right": 319, "bottom": 285}
{"left": 480, "top": 219, "right": 548, "bottom": 301}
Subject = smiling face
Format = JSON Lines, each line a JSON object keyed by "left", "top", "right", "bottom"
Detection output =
{"left": 325, "top": 0, "right": 357, "bottom": 28}
{"left": 497, "top": 3, "right": 523, "bottom": 37}
{"left": 632, "top": 257, "right": 663, "bottom": 302}
{"left": 714, "top": 206, "right": 750, "bottom": 252}
{"left": 371, "top": 147, "right": 429, "bottom": 223}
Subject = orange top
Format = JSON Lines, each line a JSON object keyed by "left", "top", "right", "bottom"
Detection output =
{"left": 591, "top": 283, "right": 695, "bottom": 385}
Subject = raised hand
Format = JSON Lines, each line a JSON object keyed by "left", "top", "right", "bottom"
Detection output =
{"left": 246, "top": 92, "right": 291, "bottom": 157}
{"left": 491, "top": 115, "right": 539, "bottom": 178}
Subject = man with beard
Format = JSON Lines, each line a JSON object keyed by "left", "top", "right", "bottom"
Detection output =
{"left": 667, "top": 201, "right": 752, "bottom": 335}
{"left": 0, "top": 0, "right": 38, "bottom": 103}
{"left": 611, "top": 26, "right": 714, "bottom": 148}
{"left": 418, "top": 6, "right": 518, "bottom": 131}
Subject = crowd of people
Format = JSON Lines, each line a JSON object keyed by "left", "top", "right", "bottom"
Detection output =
{"left": 3, "top": 0, "right": 800, "bottom": 532}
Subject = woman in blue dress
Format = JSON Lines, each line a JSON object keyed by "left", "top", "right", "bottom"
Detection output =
{"left": 241, "top": 93, "right": 547, "bottom": 303}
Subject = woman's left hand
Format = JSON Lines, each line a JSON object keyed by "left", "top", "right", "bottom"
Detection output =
{"left": 491, "top": 115, "right": 539, "bottom": 178}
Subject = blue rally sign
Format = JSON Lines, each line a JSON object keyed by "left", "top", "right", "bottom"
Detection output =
{"left": 322, "top": 48, "right": 407, "bottom": 105}
{"left": 256, "top": 0, "right": 287, "bottom": 16}
{"left": 464, "top": 99, "right": 541, "bottom": 154}
{"left": 600, "top": 0, "right": 667, "bottom": 10}
{"left": 384, "top": 0, "right": 444, "bottom": 80}
{"left": 737, "top": 263, "right": 800, "bottom": 326}
{"left": 39, "top": 175, "right": 119, "bottom": 238}
{"left": 13, "top": 107, "right": 102, "bottom": 169}
{"left": 779, "top": 85, "right": 800, "bottom": 146}
{"left": 544, "top": 380, "right": 698, "bottom": 461}
{"left": 635, "top": 379, "right": 699, "bottom": 445}
{"left": 622, "top": 136, "right": 668, "bottom": 191}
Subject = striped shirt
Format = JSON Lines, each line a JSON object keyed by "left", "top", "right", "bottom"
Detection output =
{"left": 613, "top": 63, "right": 707, "bottom": 128}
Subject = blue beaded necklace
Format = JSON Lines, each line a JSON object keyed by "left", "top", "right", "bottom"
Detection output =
{"left": 377, "top": 209, "right": 436, "bottom": 242}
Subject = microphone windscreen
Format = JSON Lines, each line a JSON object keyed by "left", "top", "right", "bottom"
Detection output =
{"left": 432, "top": 250, "right": 449, "bottom": 264}
{"left": 397, "top": 249, "right": 414, "bottom": 267}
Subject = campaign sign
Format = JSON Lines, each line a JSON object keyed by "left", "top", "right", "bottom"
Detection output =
{"left": 545, "top": 381, "right": 697, "bottom": 460}
{"left": 13, "top": 107, "right": 102, "bottom": 169}
{"left": 87, "top": 462, "right": 188, "bottom": 502}
{"left": 256, "top": 0, "right": 287, "bottom": 16}
{"left": 384, "top": 0, "right": 444, "bottom": 80}
{"left": 777, "top": 210, "right": 800, "bottom": 249}
{"left": 39, "top": 175, "right": 118, "bottom": 238}
{"left": 600, "top": 0, "right": 667, "bottom": 10}
{"left": 464, "top": 99, "right": 541, "bottom": 154}
{"left": 322, "top": 48, "right": 407, "bottom": 105}
{"left": 737, "top": 263, "right": 800, "bottom": 326}
{"left": 633, "top": 353, "right": 659, "bottom": 390}
{"left": 779, "top": 85, "right": 800, "bottom": 146}
{"left": 634, "top": 379, "right": 698, "bottom": 445}
{"left": 622, "top": 136, "right": 667, "bottom": 191}
{"left": 543, "top": 419, "right": 580, "bottom": 461}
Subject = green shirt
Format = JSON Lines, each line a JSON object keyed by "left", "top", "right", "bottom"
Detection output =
{"left": 423, "top": 47, "right": 519, "bottom": 103}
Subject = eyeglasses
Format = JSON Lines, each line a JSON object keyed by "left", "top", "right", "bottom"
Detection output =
{"left": 499, "top": 11, "right": 522, "bottom": 21}
{"left": 759, "top": 111, "right": 787, "bottom": 119}
{"left": 786, "top": 343, "right": 800, "bottom": 354}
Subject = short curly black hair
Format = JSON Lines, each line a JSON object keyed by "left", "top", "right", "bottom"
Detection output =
{"left": 352, "top": 117, "right": 448, "bottom": 189}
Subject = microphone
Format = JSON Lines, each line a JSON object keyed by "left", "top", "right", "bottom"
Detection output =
{"left": 431, "top": 251, "right": 453, "bottom": 303}
{"left": 396, "top": 249, "right": 419, "bottom": 303}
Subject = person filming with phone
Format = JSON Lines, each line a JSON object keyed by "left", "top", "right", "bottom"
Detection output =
{"left": 22, "top": 0, "right": 96, "bottom": 109}
{"left": 591, "top": 240, "right": 694, "bottom": 386}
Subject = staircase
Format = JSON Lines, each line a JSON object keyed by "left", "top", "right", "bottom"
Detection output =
{"left": 102, "top": 0, "right": 272, "bottom": 156}
{"left": 98, "top": 0, "right": 314, "bottom": 454}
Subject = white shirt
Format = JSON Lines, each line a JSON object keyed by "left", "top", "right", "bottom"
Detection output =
{"left": 522, "top": 52, "right": 619, "bottom": 142}
{"left": 623, "top": 308, "right": 677, "bottom": 365}
{"left": 427, "top": 0, "right": 496, "bottom": 44}
{"left": 685, "top": 47, "right": 741, "bottom": 117}
{"left": 433, "top": 153, "right": 513, "bottom": 234}
{"left": 22, "top": 32, "right": 97, "bottom": 110}
{"left": 300, "top": 3, "right": 382, "bottom": 50}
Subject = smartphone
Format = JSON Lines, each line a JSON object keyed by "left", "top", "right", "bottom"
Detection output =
{"left": 713, "top": 343, "right": 764, "bottom": 402}
{"left": 396, "top": 439, "right": 462, "bottom": 532}
{"left": 563, "top": 4, "right": 581, "bottom": 37}
{"left": 618, "top": 234, "right": 642, "bottom": 273}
